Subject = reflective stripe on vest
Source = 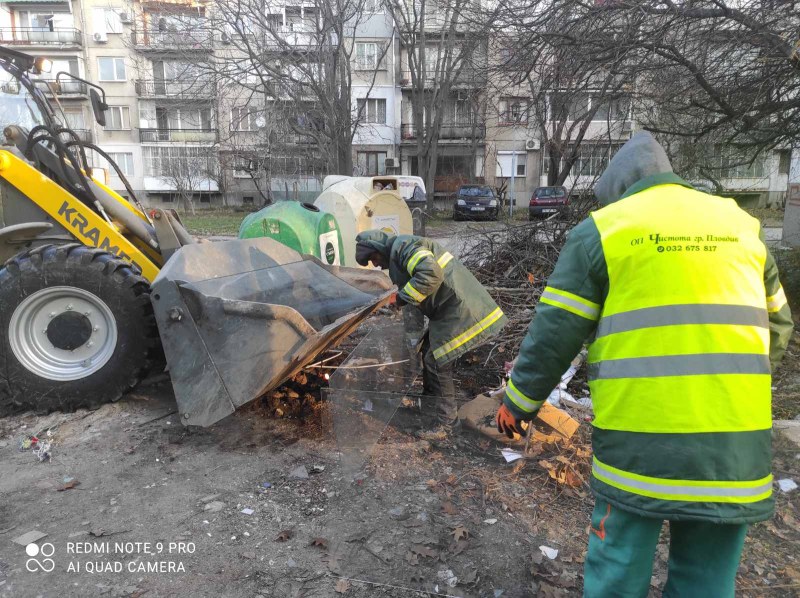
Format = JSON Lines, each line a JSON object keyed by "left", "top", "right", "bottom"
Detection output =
{"left": 595, "top": 303, "right": 768, "bottom": 338}
{"left": 438, "top": 252, "right": 454, "bottom": 268}
{"left": 406, "top": 249, "right": 434, "bottom": 275}
{"left": 592, "top": 457, "right": 773, "bottom": 503}
{"left": 432, "top": 307, "right": 504, "bottom": 360}
{"left": 588, "top": 352, "right": 770, "bottom": 381}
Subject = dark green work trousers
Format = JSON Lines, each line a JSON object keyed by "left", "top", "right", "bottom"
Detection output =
{"left": 420, "top": 334, "right": 457, "bottom": 425}
{"left": 584, "top": 498, "right": 748, "bottom": 598}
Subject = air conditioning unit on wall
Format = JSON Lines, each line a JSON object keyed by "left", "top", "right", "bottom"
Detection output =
{"left": 384, "top": 157, "right": 397, "bottom": 168}
{"left": 525, "top": 138, "right": 540, "bottom": 151}
{"left": 119, "top": 12, "right": 131, "bottom": 24}
{"left": 93, "top": 32, "right": 107, "bottom": 43}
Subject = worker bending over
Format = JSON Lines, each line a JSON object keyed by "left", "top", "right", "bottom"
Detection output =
{"left": 496, "top": 132, "right": 793, "bottom": 597}
{"left": 356, "top": 230, "right": 507, "bottom": 441}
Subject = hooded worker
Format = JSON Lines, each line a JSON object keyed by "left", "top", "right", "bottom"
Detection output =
{"left": 496, "top": 132, "right": 793, "bottom": 597}
{"left": 356, "top": 230, "right": 507, "bottom": 441}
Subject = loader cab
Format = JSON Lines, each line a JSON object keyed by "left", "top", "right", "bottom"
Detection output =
{"left": 0, "top": 51, "right": 50, "bottom": 133}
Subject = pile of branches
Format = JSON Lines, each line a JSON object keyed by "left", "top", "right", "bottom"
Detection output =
{"left": 460, "top": 203, "right": 595, "bottom": 361}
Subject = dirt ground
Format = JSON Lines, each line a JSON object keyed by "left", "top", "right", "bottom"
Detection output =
{"left": 1, "top": 321, "right": 799, "bottom": 598}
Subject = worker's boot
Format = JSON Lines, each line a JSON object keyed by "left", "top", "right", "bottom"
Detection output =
{"left": 415, "top": 418, "right": 461, "bottom": 443}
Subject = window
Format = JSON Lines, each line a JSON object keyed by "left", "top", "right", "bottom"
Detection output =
{"left": 106, "top": 152, "right": 134, "bottom": 176}
{"left": 233, "top": 156, "right": 256, "bottom": 178}
{"left": 243, "top": 196, "right": 254, "bottom": 205}
{"left": 104, "top": 106, "right": 130, "bottom": 130}
{"left": 496, "top": 152, "right": 526, "bottom": 178}
{"left": 355, "top": 42, "right": 379, "bottom": 70}
{"left": 363, "top": 0, "right": 383, "bottom": 12}
{"left": 592, "top": 97, "right": 630, "bottom": 122}
{"left": 231, "top": 107, "right": 262, "bottom": 131}
{"left": 357, "top": 151, "right": 387, "bottom": 175}
{"left": 357, "top": 98, "right": 386, "bottom": 124}
{"left": 499, "top": 97, "right": 528, "bottom": 125}
{"left": 548, "top": 93, "right": 590, "bottom": 122}
{"left": 98, "top": 57, "right": 126, "bottom": 81}
{"left": 143, "top": 146, "right": 218, "bottom": 177}
{"left": 93, "top": 8, "right": 123, "bottom": 34}
{"left": 778, "top": 150, "right": 791, "bottom": 175}
{"left": 543, "top": 143, "right": 622, "bottom": 177}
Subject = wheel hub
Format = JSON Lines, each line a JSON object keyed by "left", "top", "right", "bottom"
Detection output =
{"left": 46, "top": 311, "right": 93, "bottom": 351}
{"left": 9, "top": 286, "right": 118, "bottom": 381}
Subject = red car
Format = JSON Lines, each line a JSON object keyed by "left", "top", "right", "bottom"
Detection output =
{"left": 529, "top": 186, "right": 569, "bottom": 220}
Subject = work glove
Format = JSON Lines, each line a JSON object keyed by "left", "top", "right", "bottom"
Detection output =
{"left": 496, "top": 403, "right": 526, "bottom": 439}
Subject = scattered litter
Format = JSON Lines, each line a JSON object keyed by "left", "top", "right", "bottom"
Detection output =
{"left": 501, "top": 448, "right": 524, "bottom": 463}
{"left": 539, "top": 545, "right": 559, "bottom": 560}
{"left": 242, "top": 551, "right": 255, "bottom": 560}
{"left": 58, "top": 477, "right": 79, "bottom": 491}
{"left": 240, "top": 508, "right": 255, "bottom": 515}
{"left": 494, "top": 591, "right": 505, "bottom": 598}
{"left": 310, "top": 465, "right": 325, "bottom": 474}
{"left": 388, "top": 507, "right": 409, "bottom": 521}
{"left": 363, "top": 398, "right": 374, "bottom": 412}
{"left": 437, "top": 569, "right": 458, "bottom": 588}
{"left": 289, "top": 465, "right": 309, "bottom": 480}
{"left": 286, "top": 557, "right": 297, "bottom": 568}
{"left": 310, "top": 537, "right": 329, "bottom": 549}
{"left": 200, "top": 494, "right": 220, "bottom": 503}
{"left": 204, "top": 501, "right": 224, "bottom": 513}
{"left": 261, "top": 482, "right": 272, "bottom": 489}
{"left": 18, "top": 434, "right": 52, "bottom": 462}
{"left": 13, "top": 530, "right": 47, "bottom": 546}
{"left": 778, "top": 479, "right": 798, "bottom": 493}
{"left": 484, "top": 518, "right": 498, "bottom": 525}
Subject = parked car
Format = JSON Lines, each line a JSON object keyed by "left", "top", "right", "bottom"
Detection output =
{"left": 529, "top": 186, "right": 569, "bottom": 220}
{"left": 453, "top": 185, "right": 499, "bottom": 221}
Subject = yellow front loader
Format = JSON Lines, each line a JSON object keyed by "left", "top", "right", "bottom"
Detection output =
{"left": 0, "top": 47, "right": 394, "bottom": 426}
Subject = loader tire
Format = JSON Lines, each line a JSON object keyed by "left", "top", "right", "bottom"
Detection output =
{"left": 0, "top": 244, "right": 163, "bottom": 415}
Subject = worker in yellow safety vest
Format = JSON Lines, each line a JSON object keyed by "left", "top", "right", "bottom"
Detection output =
{"left": 495, "top": 132, "right": 793, "bottom": 597}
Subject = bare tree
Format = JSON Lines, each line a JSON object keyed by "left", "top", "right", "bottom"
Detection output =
{"left": 542, "top": 0, "right": 799, "bottom": 177}
{"left": 490, "top": 2, "right": 641, "bottom": 193}
{"left": 155, "top": 145, "right": 220, "bottom": 215}
{"left": 210, "top": 0, "right": 391, "bottom": 176}
{"left": 389, "top": 0, "right": 500, "bottom": 209}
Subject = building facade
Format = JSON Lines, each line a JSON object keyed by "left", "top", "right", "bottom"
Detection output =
{"left": 1, "top": 0, "right": 793, "bottom": 209}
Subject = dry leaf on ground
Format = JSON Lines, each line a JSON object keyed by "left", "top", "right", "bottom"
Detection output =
{"left": 451, "top": 525, "right": 469, "bottom": 541}
{"left": 334, "top": 578, "right": 350, "bottom": 593}
{"left": 309, "top": 537, "right": 328, "bottom": 549}
{"left": 275, "top": 529, "right": 294, "bottom": 542}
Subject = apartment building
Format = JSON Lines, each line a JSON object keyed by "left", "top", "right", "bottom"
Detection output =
{"left": 1, "top": 0, "right": 792, "bottom": 208}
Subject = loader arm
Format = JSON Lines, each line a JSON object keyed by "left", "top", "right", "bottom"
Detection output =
{"left": 0, "top": 150, "right": 160, "bottom": 281}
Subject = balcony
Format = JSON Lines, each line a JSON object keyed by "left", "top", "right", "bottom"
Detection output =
{"left": 139, "top": 128, "right": 216, "bottom": 143}
{"left": 34, "top": 79, "right": 88, "bottom": 98}
{"left": 131, "top": 30, "right": 213, "bottom": 52}
{"left": 0, "top": 28, "right": 82, "bottom": 47}
{"left": 135, "top": 79, "right": 214, "bottom": 100}
{"left": 399, "top": 69, "right": 485, "bottom": 89}
{"left": 263, "top": 26, "right": 320, "bottom": 50}
{"left": 401, "top": 123, "right": 485, "bottom": 140}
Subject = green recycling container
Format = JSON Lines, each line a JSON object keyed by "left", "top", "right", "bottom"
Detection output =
{"left": 238, "top": 201, "right": 345, "bottom": 266}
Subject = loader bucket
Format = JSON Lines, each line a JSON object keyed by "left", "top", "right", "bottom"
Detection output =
{"left": 150, "top": 238, "right": 395, "bottom": 427}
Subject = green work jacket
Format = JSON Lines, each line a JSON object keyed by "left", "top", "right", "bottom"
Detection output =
{"left": 356, "top": 230, "right": 507, "bottom": 364}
